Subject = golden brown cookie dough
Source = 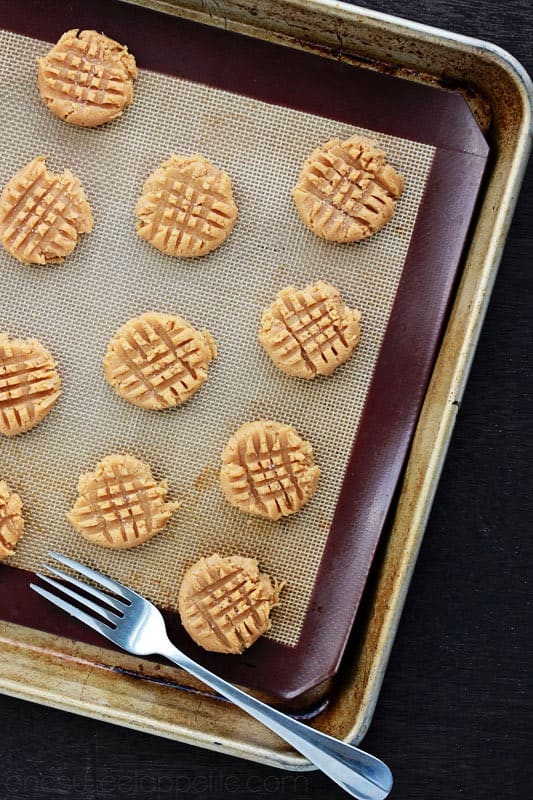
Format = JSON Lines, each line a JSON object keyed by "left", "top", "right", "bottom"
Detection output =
{"left": 259, "top": 280, "right": 361, "bottom": 379}
{"left": 0, "top": 333, "right": 61, "bottom": 437}
{"left": 292, "top": 135, "right": 404, "bottom": 242}
{"left": 103, "top": 311, "right": 217, "bottom": 410}
{"left": 220, "top": 419, "right": 319, "bottom": 521}
{"left": 178, "top": 553, "right": 282, "bottom": 654}
{"left": 38, "top": 29, "right": 137, "bottom": 127}
{"left": 135, "top": 154, "right": 238, "bottom": 258}
{"left": 0, "top": 156, "right": 93, "bottom": 265}
{"left": 67, "top": 454, "right": 180, "bottom": 549}
{"left": 0, "top": 481, "right": 24, "bottom": 560}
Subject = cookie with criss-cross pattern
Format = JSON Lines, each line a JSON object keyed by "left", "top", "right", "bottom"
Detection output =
{"left": 259, "top": 280, "right": 361, "bottom": 379}
{"left": 135, "top": 154, "right": 238, "bottom": 258}
{"left": 220, "top": 419, "right": 320, "bottom": 521}
{"left": 0, "top": 481, "right": 24, "bottom": 560}
{"left": 178, "top": 553, "right": 283, "bottom": 654}
{"left": 292, "top": 135, "right": 404, "bottom": 242}
{"left": 0, "top": 333, "right": 61, "bottom": 436}
{"left": 0, "top": 157, "right": 93, "bottom": 265}
{"left": 67, "top": 454, "right": 180, "bottom": 549}
{"left": 103, "top": 311, "right": 217, "bottom": 409}
{"left": 38, "top": 29, "right": 137, "bottom": 127}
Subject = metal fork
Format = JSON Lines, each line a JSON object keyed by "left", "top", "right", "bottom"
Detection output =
{"left": 31, "top": 552, "right": 393, "bottom": 800}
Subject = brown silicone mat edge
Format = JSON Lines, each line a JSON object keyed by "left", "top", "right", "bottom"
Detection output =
{"left": 0, "top": 0, "right": 488, "bottom": 700}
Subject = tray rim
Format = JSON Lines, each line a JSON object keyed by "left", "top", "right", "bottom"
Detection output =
{"left": 0, "top": 0, "right": 531, "bottom": 770}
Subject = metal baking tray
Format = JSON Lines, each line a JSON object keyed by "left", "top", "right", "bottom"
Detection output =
{"left": 0, "top": 0, "right": 531, "bottom": 770}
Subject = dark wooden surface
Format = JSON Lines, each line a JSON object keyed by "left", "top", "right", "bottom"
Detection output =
{"left": 1, "top": 1, "right": 531, "bottom": 798}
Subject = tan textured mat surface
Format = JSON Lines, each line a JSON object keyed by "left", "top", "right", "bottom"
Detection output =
{"left": 0, "top": 30, "right": 434, "bottom": 646}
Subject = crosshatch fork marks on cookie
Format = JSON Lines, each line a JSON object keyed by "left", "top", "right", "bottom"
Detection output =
{"left": 38, "top": 29, "right": 137, "bottom": 126}
{"left": 259, "top": 281, "right": 362, "bottom": 379}
{"left": 0, "top": 156, "right": 93, "bottom": 264}
{"left": 220, "top": 420, "right": 320, "bottom": 521}
{"left": 66, "top": 454, "right": 180, "bottom": 549}
{"left": 178, "top": 554, "right": 281, "bottom": 654}
{"left": 104, "top": 312, "right": 217, "bottom": 409}
{"left": 293, "top": 136, "right": 404, "bottom": 243}
{"left": 135, "top": 154, "right": 238, "bottom": 258}
{"left": 0, "top": 333, "right": 61, "bottom": 436}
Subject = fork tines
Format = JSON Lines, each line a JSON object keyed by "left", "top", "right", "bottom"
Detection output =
{"left": 30, "top": 552, "right": 134, "bottom": 641}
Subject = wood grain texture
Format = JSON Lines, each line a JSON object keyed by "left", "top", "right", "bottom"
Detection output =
{"left": 0, "top": 1, "right": 531, "bottom": 799}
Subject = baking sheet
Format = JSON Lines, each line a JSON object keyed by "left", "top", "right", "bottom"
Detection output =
{"left": 0, "top": 29, "right": 434, "bottom": 648}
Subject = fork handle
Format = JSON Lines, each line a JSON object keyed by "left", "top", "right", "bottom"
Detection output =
{"left": 160, "top": 642, "right": 392, "bottom": 800}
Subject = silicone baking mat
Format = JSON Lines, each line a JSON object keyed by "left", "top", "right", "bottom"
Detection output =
{"left": 0, "top": 27, "right": 434, "bottom": 639}
{"left": 0, "top": 0, "right": 488, "bottom": 699}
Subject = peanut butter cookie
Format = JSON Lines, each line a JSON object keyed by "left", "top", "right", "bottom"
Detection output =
{"left": 292, "top": 135, "right": 403, "bottom": 242}
{"left": 0, "top": 333, "right": 61, "bottom": 437}
{"left": 259, "top": 280, "right": 361, "bottom": 379}
{"left": 67, "top": 454, "right": 180, "bottom": 549}
{"left": 178, "top": 553, "right": 282, "bottom": 654}
{"left": 104, "top": 312, "right": 217, "bottom": 410}
{"left": 0, "top": 157, "right": 93, "bottom": 265}
{"left": 0, "top": 481, "right": 24, "bottom": 560}
{"left": 135, "top": 154, "right": 238, "bottom": 258}
{"left": 38, "top": 29, "right": 137, "bottom": 127}
{"left": 220, "top": 419, "right": 319, "bottom": 521}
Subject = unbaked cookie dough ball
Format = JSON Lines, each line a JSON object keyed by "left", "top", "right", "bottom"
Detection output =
{"left": 67, "top": 454, "right": 180, "bottom": 549}
{"left": 220, "top": 419, "right": 319, "bottom": 521}
{"left": 178, "top": 553, "right": 282, "bottom": 654}
{"left": 104, "top": 311, "right": 217, "bottom": 410}
{"left": 38, "top": 29, "right": 137, "bottom": 127}
{"left": 259, "top": 280, "right": 361, "bottom": 379}
{"left": 136, "top": 154, "right": 238, "bottom": 258}
{"left": 0, "top": 157, "right": 93, "bottom": 265}
{"left": 292, "top": 135, "right": 403, "bottom": 242}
